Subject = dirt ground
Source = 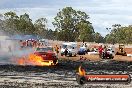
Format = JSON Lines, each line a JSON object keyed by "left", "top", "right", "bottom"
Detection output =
{"left": 0, "top": 41, "right": 132, "bottom": 88}
{"left": 51, "top": 40, "right": 132, "bottom": 62}
{"left": 58, "top": 53, "right": 132, "bottom": 62}
{"left": 0, "top": 59, "right": 132, "bottom": 88}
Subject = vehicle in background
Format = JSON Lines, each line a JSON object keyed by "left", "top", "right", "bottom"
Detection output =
{"left": 61, "top": 42, "right": 77, "bottom": 57}
{"left": 39, "top": 39, "right": 49, "bottom": 46}
{"left": 34, "top": 47, "right": 58, "bottom": 65}
{"left": 102, "top": 47, "right": 114, "bottom": 59}
{"left": 78, "top": 46, "right": 87, "bottom": 55}
{"left": 116, "top": 44, "right": 127, "bottom": 56}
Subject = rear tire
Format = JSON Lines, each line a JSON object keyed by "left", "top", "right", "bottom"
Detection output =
{"left": 74, "top": 54, "right": 76, "bottom": 57}
{"left": 109, "top": 54, "right": 113, "bottom": 59}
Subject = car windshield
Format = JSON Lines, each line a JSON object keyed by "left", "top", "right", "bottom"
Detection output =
{"left": 62, "top": 45, "right": 72, "bottom": 49}
{"left": 62, "top": 45, "right": 67, "bottom": 48}
{"left": 36, "top": 47, "right": 53, "bottom": 52}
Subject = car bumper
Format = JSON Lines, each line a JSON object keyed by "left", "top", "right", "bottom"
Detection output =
{"left": 42, "top": 60, "right": 58, "bottom": 65}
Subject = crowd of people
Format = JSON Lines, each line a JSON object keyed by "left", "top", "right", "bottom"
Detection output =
{"left": 19, "top": 39, "right": 49, "bottom": 49}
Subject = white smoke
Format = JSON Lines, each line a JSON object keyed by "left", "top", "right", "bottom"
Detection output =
{"left": 0, "top": 31, "right": 34, "bottom": 64}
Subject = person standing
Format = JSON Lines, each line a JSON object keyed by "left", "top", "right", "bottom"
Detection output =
{"left": 64, "top": 47, "right": 68, "bottom": 56}
{"left": 98, "top": 45, "right": 103, "bottom": 58}
{"left": 55, "top": 45, "right": 59, "bottom": 57}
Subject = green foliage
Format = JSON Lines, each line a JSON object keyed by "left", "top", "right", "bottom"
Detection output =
{"left": 53, "top": 7, "right": 94, "bottom": 42}
{"left": 94, "top": 32, "right": 104, "bottom": 43}
{"left": 3, "top": 11, "right": 20, "bottom": 34}
{"left": 0, "top": 11, "right": 47, "bottom": 37}
{"left": 34, "top": 18, "right": 47, "bottom": 36}
{"left": 0, "top": 11, "right": 55, "bottom": 40}
{"left": 105, "top": 24, "right": 132, "bottom": 44}
{"left": 19, "top": 13, "right": 35, "bottom": 34}
{"left": 1, "top": 10, "right": 131, "bottom": 44}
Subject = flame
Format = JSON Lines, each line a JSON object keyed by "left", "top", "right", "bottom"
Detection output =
{"left": 18, "top": 53, "right": 56, "bottom": 66}
{"left": 78, "top": 66, "right": 86, "bottom": 76}
{"left": 18, "top": 57, "right": 25, "bottom": 65}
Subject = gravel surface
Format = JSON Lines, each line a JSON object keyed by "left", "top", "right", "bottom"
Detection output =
{"left": 0, "top": 59, "right": 132, "bottom": 88}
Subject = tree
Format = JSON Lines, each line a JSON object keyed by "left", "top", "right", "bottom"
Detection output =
{"left": 34, "top": 18, "right": 47, "bottom": 36}
{"left": 105, "top": 24, "right": 132, "bottom": 44}
{"left": 94, "top": 32, "right": 104, "bottom": 43}
{"left": 53, "top": 7, "right": 94, "bottom": 42}
{"left": 0, "top": 14, "right": 5, "bottom": 33}
{"left": 4, "top": 11, "right": 20, "bottom": 34}
{"left": 19, "top": 13, "right": 35, "bottom": 34}
{"left": 45, "top": 29, "right": 56, "bottom": 40}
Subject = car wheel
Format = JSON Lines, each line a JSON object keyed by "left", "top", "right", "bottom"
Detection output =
{"left": 74, "top": 54, "right": 76, "bottom": 57}
{"left": 109, "top": 54, "right": 113, "bottom": 59}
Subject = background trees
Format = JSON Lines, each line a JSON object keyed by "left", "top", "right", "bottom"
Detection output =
{"left": 105, "top": 24, "right": 132, "bottom": 44}
{"left": 0, "top": 11, "right": 48, "bottom": 37}
{"left": 34, "top": 18, "right": 47, "bottom": 36}
{"left": 19, "top": 13, "right": 35, "bottom": 34}
{"left": 0, "top": 8, "right": 131, "bottom": 44}
{"left": 94, "top": 32, "right": 104, "bottom": 43}
{"left": 52, "top": 7, "right": 94, "bottom": 42}
{"left": 3, "top": 11, "right": 20, "bottom": 34}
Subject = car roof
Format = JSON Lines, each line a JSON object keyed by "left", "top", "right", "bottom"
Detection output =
{"left": 62, "top": 42, "right": 77, "bottom": 45}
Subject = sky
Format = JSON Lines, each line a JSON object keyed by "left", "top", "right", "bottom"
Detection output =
{"left": 0, "top": 0, "right": 132, "bottom": 36}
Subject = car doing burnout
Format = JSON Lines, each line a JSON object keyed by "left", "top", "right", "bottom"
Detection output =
{"left": 34, "top": 47, "right": 58, "bottom": 65}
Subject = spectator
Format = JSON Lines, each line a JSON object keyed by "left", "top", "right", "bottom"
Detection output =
{"left": 64, "top": 48, "right": 68, "bottom": 56}
{"left": 104, "top": 45, "right": 107, "bottom": 53}
{"left": 85, "top": 43, "right": 87, "bottom": 47}
{"left": 98, "top": 45, "right": 103, "bottom": 58}
{"left": 55, "top": 45, "right": 59, "bottom": 56}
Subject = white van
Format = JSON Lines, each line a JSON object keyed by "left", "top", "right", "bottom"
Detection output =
{"left": 39, "top": 39, "right": 49, "bottom": 46}
{"left": 61, "top": 42, "right": 77, "bottom": 56}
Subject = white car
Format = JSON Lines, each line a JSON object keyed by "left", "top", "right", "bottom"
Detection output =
{"left": 61, "top": 42, "right": 77, "bottom": 57}
{"left": 102, "top": 47, "right": 115, "bottom": 59}
{"left": 39, "top": 39, "right": 49, "bottom": 46}
{"left": 107, "top": 48, "right": 115, "bottom": 56}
